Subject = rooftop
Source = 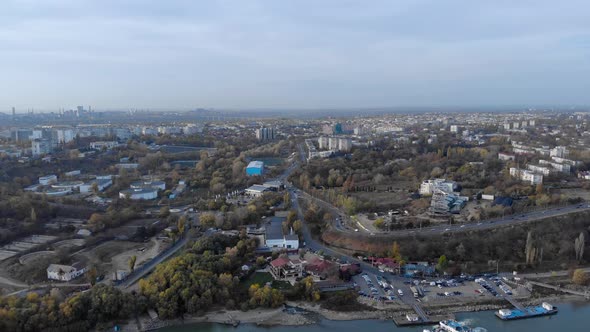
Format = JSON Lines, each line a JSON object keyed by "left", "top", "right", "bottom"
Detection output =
{"left": 247, "top": 161, "right": 264, "bottom": 168}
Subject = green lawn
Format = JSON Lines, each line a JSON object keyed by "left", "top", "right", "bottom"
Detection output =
{"left": 243, "top": 272, "right": 274, "bottom": 289}
{"left": 242, "top": 272, "right": 293, "bottom": 291}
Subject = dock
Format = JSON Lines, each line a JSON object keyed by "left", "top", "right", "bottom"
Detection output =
{"left": 495, "top": 303, "right": 558, "bottom": 320}
{"left": 392, "top": 301, "right": 454, "bottom": 327}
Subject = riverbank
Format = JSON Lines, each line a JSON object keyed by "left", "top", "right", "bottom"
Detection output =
{"left": 114, "top": 293, "right": 587, "bottom": 331}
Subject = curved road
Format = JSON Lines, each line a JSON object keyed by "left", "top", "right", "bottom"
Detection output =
{"left": 299, "top": 189, "right": 589, "bottom": 238}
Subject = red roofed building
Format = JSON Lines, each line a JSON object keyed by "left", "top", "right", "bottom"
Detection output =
{"left": 305, "top": 259, "right": 337, "bottom": 280}
{"left": 370, "top": 257, "right": 401, "bottom": 273}
{"left": 270, "top": 256, "right": 303, "bottom": 280}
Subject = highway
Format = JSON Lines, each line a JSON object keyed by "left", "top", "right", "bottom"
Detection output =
{"left": 300, "top": 188, "right": 590, "bottom": 238}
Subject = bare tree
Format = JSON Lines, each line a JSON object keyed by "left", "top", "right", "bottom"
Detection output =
{"left": 575, "top": 232, "right": 585, "bottom": 262}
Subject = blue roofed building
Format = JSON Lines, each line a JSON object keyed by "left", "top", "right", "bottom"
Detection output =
{"left": 246, "top": 161, "right": 264, "bottom": 176}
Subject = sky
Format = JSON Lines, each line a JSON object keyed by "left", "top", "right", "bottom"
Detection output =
{"left": 1, "top": 0, "right": 589, "bottom": 111}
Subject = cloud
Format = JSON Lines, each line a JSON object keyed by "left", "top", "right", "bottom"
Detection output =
{"left": 0, "top": 0, "right": 589, "bottom": 109}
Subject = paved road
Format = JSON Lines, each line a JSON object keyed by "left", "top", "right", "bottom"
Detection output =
{"left": 301, "top": 189, "right": 590, "bottom": 238}
{"left": 117, "top": 234, "right": 191, "bottom": 289}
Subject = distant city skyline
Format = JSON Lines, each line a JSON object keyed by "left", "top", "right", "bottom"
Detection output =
{"left": 1, "top": 0, "right": 590, "bottom": 110}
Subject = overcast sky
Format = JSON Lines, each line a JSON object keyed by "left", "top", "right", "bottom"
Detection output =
{"left": 1, "top": 0, "right": 589, "bottom": 111}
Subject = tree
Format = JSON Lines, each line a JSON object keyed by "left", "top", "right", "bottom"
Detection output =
{"left": 283, "top": 192, "right": 291, "bottom": 208}
{"left": 87, "top": 267, "right": 98, "bottom": 286}
{"left": 159, "top": 206, "right": 170, "bottom": 218}
{"left": 91, "top": 182, "right": 99, "bottom": 194}
{"left": 177, "top": 216, "right": 187, "bottom": 235}
{"left": 574, "top": 232, "right": 585, "bottom": 262}
{"left": 525, "top": 231, "right": 543, "bottom": 265}
{"left": 199, "top": 213, "right": 216, "bottom": 228}
{"left": 436, "top": 255, "right": 448, "bottom": 273}
{"left": 293, "top": 220, "right": 303, "bottom": 235}
{"left": 373, "top": 218, "right": 385, "bottom": 230}
{"left": 572, "top": 269, "right": 589, "bottom": 286}
{"left": 88, "top": 213, "right": 104, "bottom": 230}
{"left": 30, "top": 207, "right": 37, "bottom": 223}
{"left": 391, "top": 241, "right": 402, "bottom": 262}
{"left": 129, "top": 255, "right": 137, "bottom": 272}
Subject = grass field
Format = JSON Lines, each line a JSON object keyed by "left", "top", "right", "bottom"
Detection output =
{"left": 242, "top": 272, "right": 293, "bottom": 290}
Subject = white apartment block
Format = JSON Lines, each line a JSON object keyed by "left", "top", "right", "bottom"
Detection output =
{"left": 510, "top": 167, "right": 543, "bottom": 185}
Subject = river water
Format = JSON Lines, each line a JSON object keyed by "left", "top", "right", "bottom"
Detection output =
{"left": 159, "top": 301, "right": 589, "bottom": 332}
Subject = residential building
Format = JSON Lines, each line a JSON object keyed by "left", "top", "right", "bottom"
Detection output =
{"left": 269, "top": 257, "right": 303, "bottom": 280}
{"left": 550, "top": 146, "right": 569, "bottom": 158}
{"left": 90, "top": 141, "right": 119, "bottom": 150}
{"left": 509, "top": 167, "right": 543, "bottom": 185}
{"left": 56, "top": 129, "right": 75, "bottom": 144}
{"left": 318, "top": 136, "right": 328, "bottom": 149}
{"left": 255, "top": 127, "right": 275, "bottom": 141}
{"left": 526, "top": 164, "right": 551, "bottom": 176}
{"left": 31, "top": 139, "right": 52, "bottom": 156}
{"left": 539, "top": 159, "right": 571, "bottom": 173}
{"left": 338, "top": 138, "right": 352, "bottom": 152}
{"left": 328, "top": 137, "right": 339, "bottom": 150}
{"left": 47, "top": 263, "right": 86, "bottom": 281}
{"left": 498, "top": 152, "right": 515, "bottom": 161}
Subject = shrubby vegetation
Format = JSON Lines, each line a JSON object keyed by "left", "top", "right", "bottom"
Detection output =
{"left": 139, "top": 233, "right": 261, "bottom": 317}
{"left": 0, "top": 284, "right": 142, "bottom": 332}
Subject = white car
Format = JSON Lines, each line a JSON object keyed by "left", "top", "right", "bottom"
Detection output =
{"left": 397, "top": 289, "right": 404, "bottom": 296}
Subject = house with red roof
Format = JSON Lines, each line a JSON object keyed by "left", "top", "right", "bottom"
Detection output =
{"left": 370, "top": 257, "right": 401, "bottom": 273}
{"left": 269, "top": 256, "right": 303, "bottom": 280}
{"left": 305, "top": 258, "right": 337, "bottom": 280}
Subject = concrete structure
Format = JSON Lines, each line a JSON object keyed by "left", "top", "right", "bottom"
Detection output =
{"left": 539, "top": 160, "right": 571, "bottom": 173}
{"left": 510, "top": 167, "right": 543, "bottom": 185}
{"left": 550, "top": 146, "right": 569, "bottom": 158}
{"left": 431, "top": 190, "right": 467, "bottom": 214}
{"left": 265, "top": 217, "right": 299, "bottom": 251}
{"left": 130, "top": 180, "right": 166, "bottom": 191}
{"left": 56, "top": 129, "right": 75, "bottom": 144}
{"left": 47, "top": 264, "right": 86, "bottom": 281}
{"left": 526, "top": 164, "right": 551, "bottom": 176}
{"left": 51, "top": 181, "right": 84, "bottom": 191}
{"left": 498, "top": 153, "right": 515, "bottom": 161}
{"left": 269, "top": 257, "right": 303, "bottom": 280}
{"left": 328, "top": 137, "right": 339, "bottom": 150}
{"left": 255, "top": 127, "right": 275, "bottom": 141}
{"left": 246, "top": 161, "right": 264, "bottom": 176}
{"left": 245, "top": 185, "right": 270, "bottom": 197}
{"left": 115, "top": 163, "right": 139, "bottom": 169}
{"left": 419, "top": 179, "right": 459, "bottom": 196}
{"left": 119, "top": 188, "right": 158, "bottom": 200}
{"left": 338, "top": 138, "right": 352, "bottom": 152}
{"left": 80, "top": 178, "right": 113, "bottom": 193}
{"left": 90, "top": 141, "right": 118, "bottom": 150}
{"left": 169, "top": 180, "right": 186, "bottom": 199}
{"left": 64, "top": 170, "right": 81, "bottom": 177}
{"left": 318, "top": 136, "right": 328, "bottom": 149}
{"left": 39, "top": 175, "right": 58, "bottom": 185}
{"left": 31, "top": 139, "right": 52, "bottom": 156}
{"left": 450, "top": 125, "right": 459, "bottom": 133}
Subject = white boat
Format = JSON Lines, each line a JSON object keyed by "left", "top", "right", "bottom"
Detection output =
{"left": 426, "top": 319, "right": 480, "bottom": 332}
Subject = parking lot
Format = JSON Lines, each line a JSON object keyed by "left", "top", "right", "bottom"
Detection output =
{"left": 351, "top": 269, "right": 532, "bottom": 308}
